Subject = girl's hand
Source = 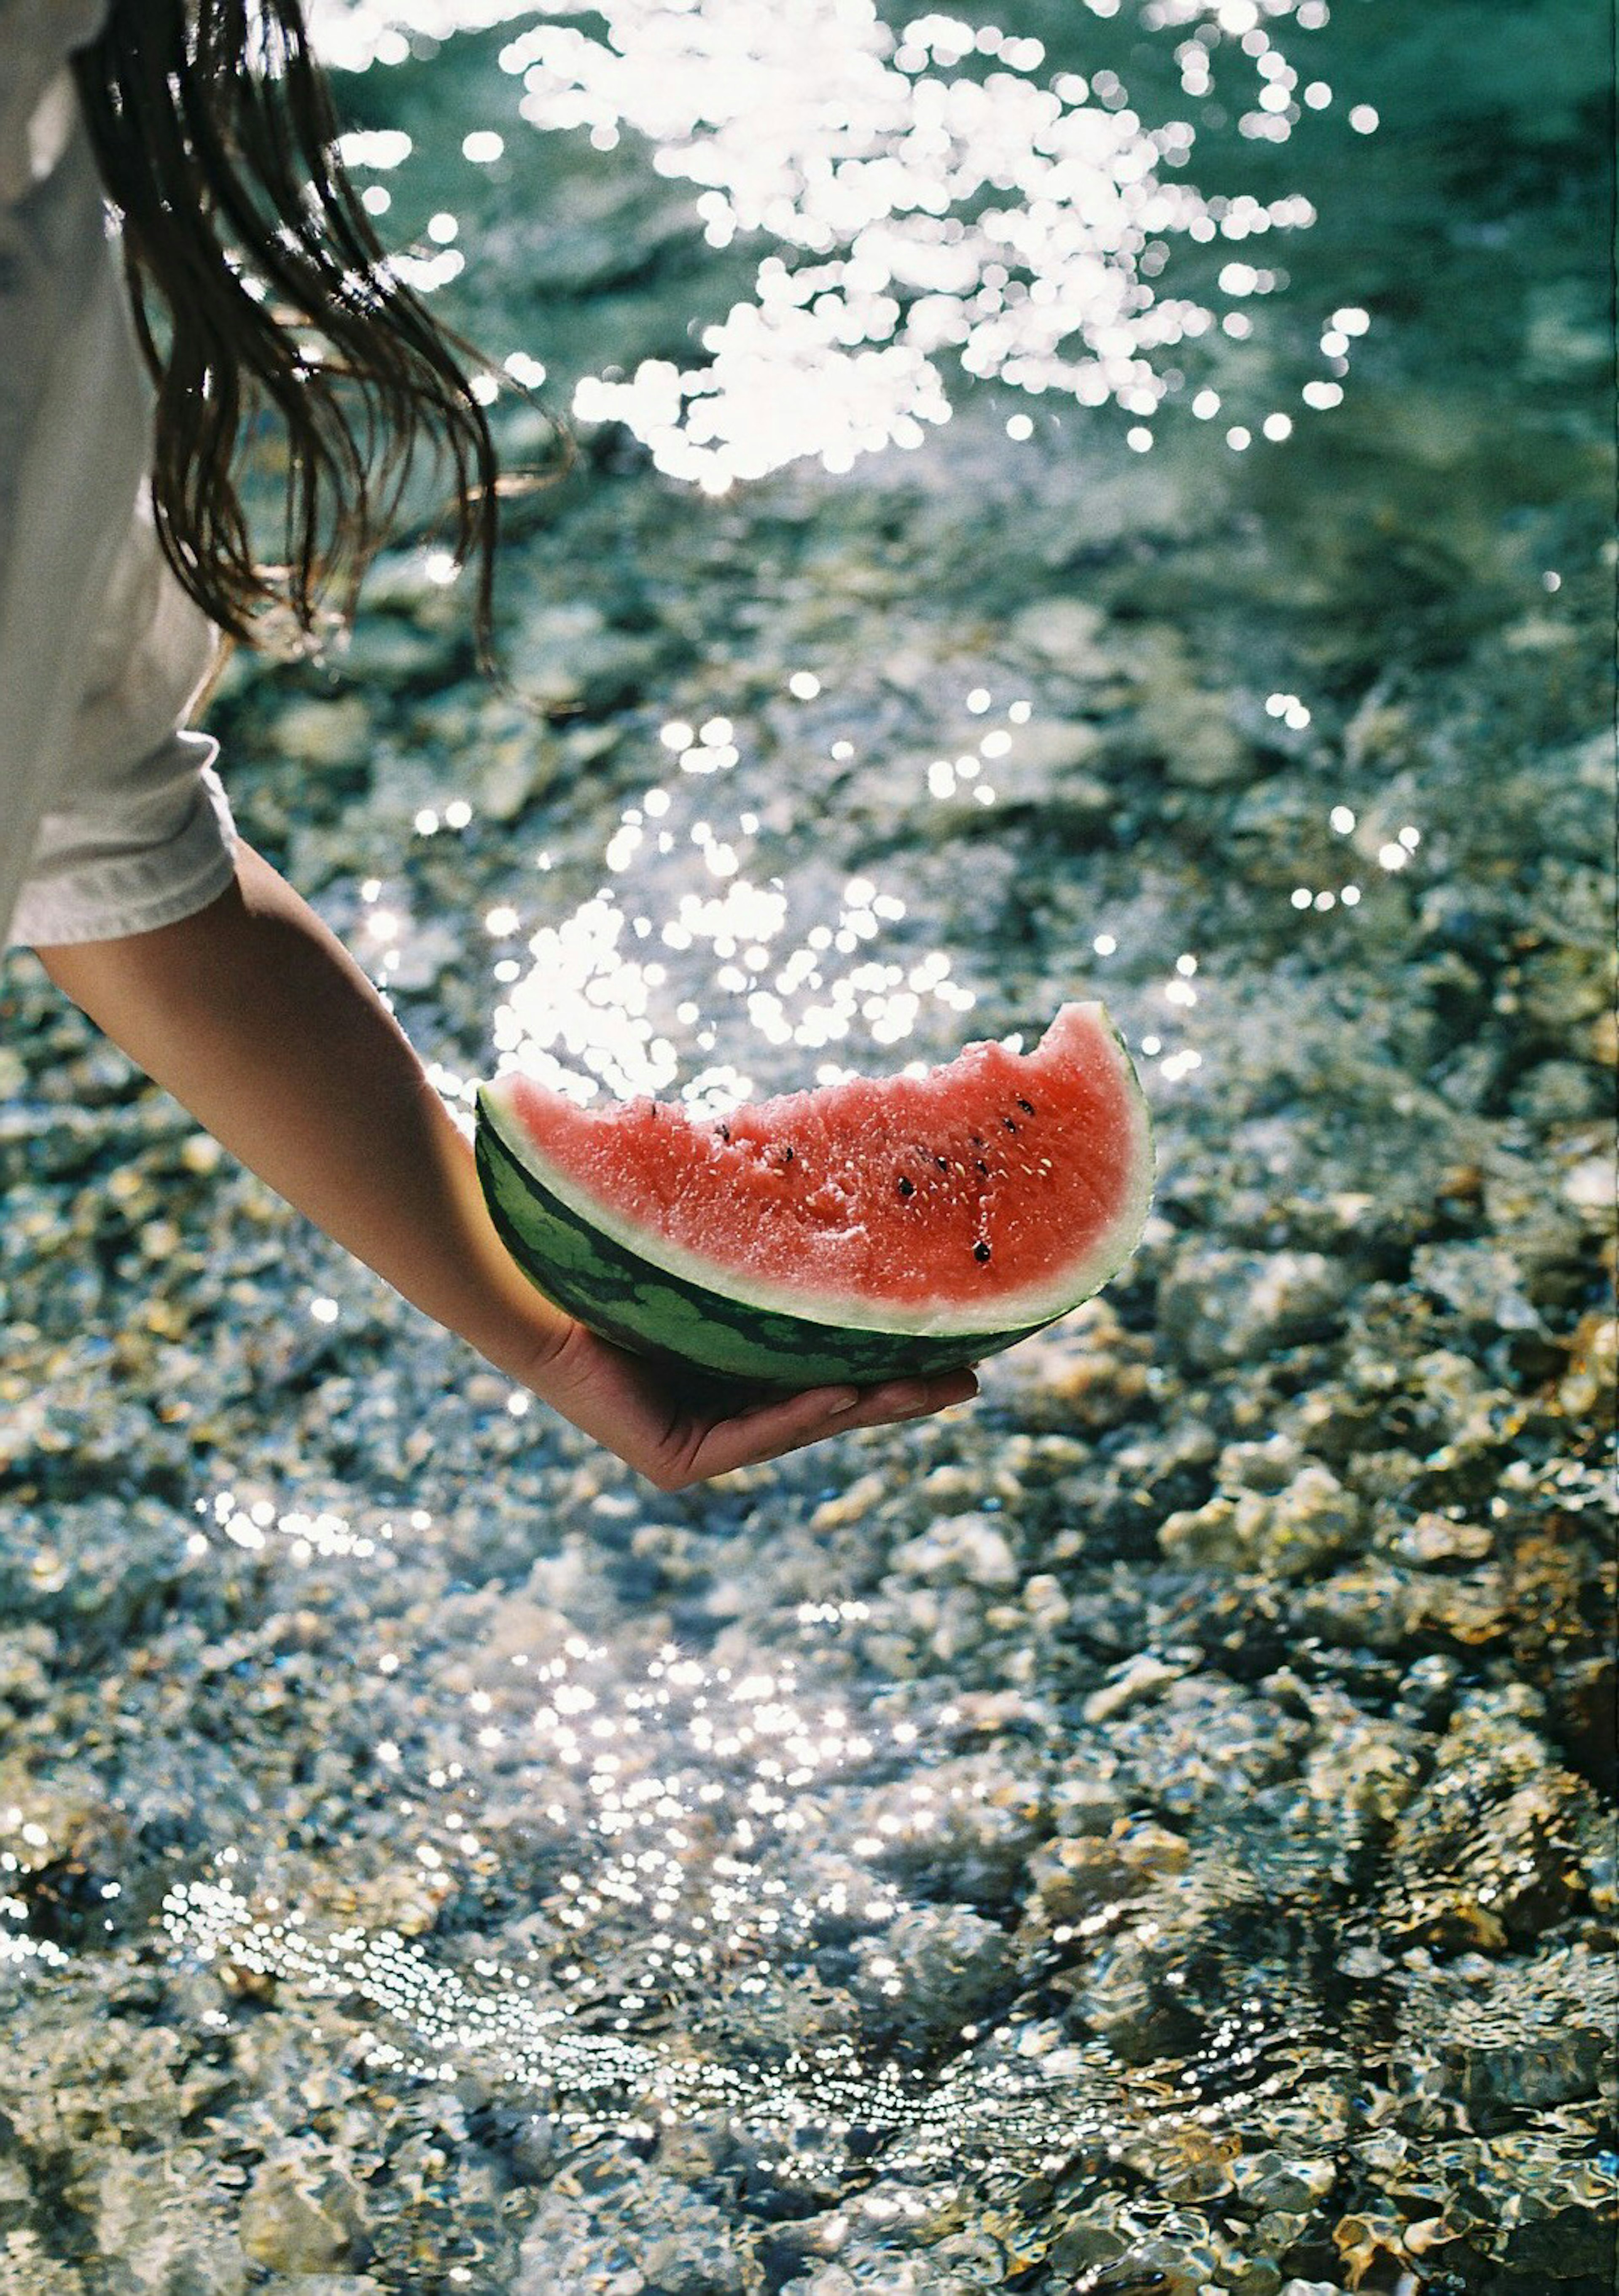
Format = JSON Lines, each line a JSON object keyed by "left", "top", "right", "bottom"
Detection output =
{"left": 527, "top": 1319, "right": 979, "bottom": 1490}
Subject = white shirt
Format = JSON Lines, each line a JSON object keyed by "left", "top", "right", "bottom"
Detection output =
{"left": 0, "top": 1, "right": 236, "bottom": 949}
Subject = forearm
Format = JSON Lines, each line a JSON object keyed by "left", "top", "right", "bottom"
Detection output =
{"left": 38, "top": 844, "right": 568, "bottom": 1384}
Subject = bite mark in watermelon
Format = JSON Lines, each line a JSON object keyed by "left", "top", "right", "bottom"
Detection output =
{"left": 475, "top": 1002, "right": 1154, "bottom": 1392}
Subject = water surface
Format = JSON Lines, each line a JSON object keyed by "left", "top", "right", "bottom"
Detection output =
{"left": 0, "top": 2, "right": 1612, "bottom": 2289}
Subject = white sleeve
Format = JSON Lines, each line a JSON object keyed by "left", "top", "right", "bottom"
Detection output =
{"left": 7, "top": 731, "right": 237, "bottom": 948}
{"left": 6, "top": 496, "right": 238, "bottom": 949}
{"left": 0, "top": 24, "right": 239, "bottom": 952}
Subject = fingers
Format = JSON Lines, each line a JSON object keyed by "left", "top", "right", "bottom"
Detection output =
{"left": 661, "top": 1367, "right": 979, "bottom": 1488}
{"left": 530, "top": 1319, "right": 981, "bottom": 1489}
{"left": 865, "top": 1368, "right": 980, "bottom": 1418}
{"left": 655, "top": 1384, "right": 865, "bottom": 1486}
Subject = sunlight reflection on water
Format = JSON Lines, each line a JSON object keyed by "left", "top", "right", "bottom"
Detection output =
{"left": 144, "top": 1608, "right": 1350, "bottom": 2192}
{"left": 487, "top": 713, "right": 983, "bottom": 1110}
{"left": 299, "top": 0, "right": 1380, "bottom": 1105}
{"left": 313, "top": 0, "right": 1372, "bottom": 489}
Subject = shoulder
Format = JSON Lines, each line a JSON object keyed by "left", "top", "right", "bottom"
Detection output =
{"left": 0, "top": 1, "right": 110, "bottom": 205}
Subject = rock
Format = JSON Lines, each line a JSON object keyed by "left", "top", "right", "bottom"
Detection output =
{"left": 1447, "top": 2023, "right": 1607, "bottom": 2126}
{"left": 1412, "top": 1240, "right": 1541, "bottom": 1335}
{"left": 890, "top": 1513, "right": 1020, "bottom": 1591}
{"left": 1559, "top": 1311, "right": 1618, "bottom": 1417}
{"left": 255, "top": 2283, "right": 384, "bottom": 2295}
{"left": 1214, "top": 1433, "right": 1304, "bottom": 1494}
{"left": 1226, "top": 778, "right": 1340, "bottom": 884}
{"left": 1159, "top": 1464, "right": 1362, "bottom": 1579}
{"left": 1501, "top": 2204, "right": 1617, "bottom": 2281}
{"left": 78, "top": 2149, "right": 250, "bottom": 2292}
{"left": 913, "top": 714, "right": 1111, "bottom": 835}
{"left": 854, "top": 1904, "right": 1018, "bottom": 2038}
{"left": 1068, "top": 1927, "right": 1203, "bottom": 2062}
{"left": 474, "top": 730, "right": 563, "bottom": 821}
{"left": 1082, "top": 2234, "right": 1218, "bottom": 2296}
{"left": 271, "top": 695, "right": 374, "bottom": 772}
{"left": 238, "top": 2160, "right": 369, "bottom": 2274}
{"left": 1030, "top": 1821, "right": 1189, "bottom": 1922}
{"left": 1081, "top": 1649, "right": 1193, "bottom": 1723}
{"left": 969, "top": 716, "right": 1110, "bottom": 814}
{"left": 1107, "top": 1676, "right": 1310, "bottom": 1822}
{"left": 1482, "top": 1151, "right": 1591, "bottom": 1305}
{"left": 381, "top": 920, "right": 464, "bottom": 993}
{"left": 511, "top": 600, "right": 667, "bottom": 715}
{"left": 1518, "top": 942, "right": 1609, "bottom": 1026}
{"left": 514, "top": 2156, "right": 746, "bottom": 2296}
{"left": 1382, "top": 1689, "right": 1603, "bottom": 1946}
{"left": 983, "top": 1300, "right": 1152, "bottom": 1431}
{"left": 1050, "top": 1774, "right": 1130, "bottom": 1837}
{"left": 1298, "top": 1702, "right": 1425, "bottom": 1838}
{"left": 1138, "top": 681, "right": 1251, "bottom": 788}
{"left": 338, "top": 614, "right": 459, "bottom": 685}
{"left": 1222, "top": 2261, "right": 1284, "bottom": 2296}
{"left": 1510, "top": 1057, "right": 1608, "bottom": 1120}
{"left": 1157, "top": 1248, "right": 1350, "bottom": 1371}
{"left": 853, "top": 1753, "right": 1049, "bottom": 1905}
{"left": 810, "top": 1472, "right": 889, "bottom": 1533}
{"left": 1007, "top": 596, "right": 1116, "bottom": 678}
{"left": 1232, "top": 2154, "right": 1337, "bottom": 2213}
{"left": 1563, "top": 1153, "right": 1618, "bottom": 1214}
{"left": 1387, "top": 1511, "right": 1493, "bottom": 1567}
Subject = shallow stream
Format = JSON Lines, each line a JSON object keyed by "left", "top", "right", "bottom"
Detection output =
{"left": 1, "top": 2, "right": 1613, "bottom": 2290}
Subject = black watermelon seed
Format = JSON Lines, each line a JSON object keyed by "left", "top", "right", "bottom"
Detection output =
{"left": 782, "top": 1147, "right": 795, "bottom": 1163}
{"left": 1016, "top": 1096, "right": 1036, "bottom": 1115}
{"left": 718, "top": 1123, "right": 730, "bottom": 1141}
{"left": 974, "top": 1241, "right": 992, "bottom": 1262}
{"left": 897, "top": 1176, "right": 916, "bottom": 1198}
{"left": 975, "top": 1159, "right": 990, "bottom": 1176}
{"left": 1003, "top": 1117, "right": 1018, "bottom": 1133}
{"left": 934, "top": 1155, "right": 950, "bottom": 1173}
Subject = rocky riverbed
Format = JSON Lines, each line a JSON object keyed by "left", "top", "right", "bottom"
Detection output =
{"left": 1, "top": 1, "right": 1612, "bottom": 2290}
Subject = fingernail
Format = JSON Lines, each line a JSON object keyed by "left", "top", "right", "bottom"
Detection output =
{"left": 823, "top": 1387, "right": 862, "bottom": 1414}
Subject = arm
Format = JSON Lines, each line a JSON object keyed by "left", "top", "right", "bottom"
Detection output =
{"left": 37, "top": 844, "right": 974, "bottom": 1486}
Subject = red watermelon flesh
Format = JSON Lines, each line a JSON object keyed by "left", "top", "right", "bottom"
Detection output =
{"left": 496, "top": 1002, "right": 1151, "bottom": 1333}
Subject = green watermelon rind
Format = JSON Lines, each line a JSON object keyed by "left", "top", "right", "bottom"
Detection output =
{"left": 473, "top": 1008, "right": 1155, "bottom": 1392}
{"left": 476, "top": 1109, "right": 1052, "bottom": 1389}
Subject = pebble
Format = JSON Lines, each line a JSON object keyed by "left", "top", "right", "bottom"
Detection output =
{"left": 238, "top": 2161, "right": 370, "bottom": 2274}
{"left": 890, "top": 1512, "right": 1020, "bottom": 1591}
{"left": 1007, "top": 597, "right": 1115, "bottom": 676}
{"left": 854, "top": 1905, "right": 1017, "bottom": 2038}
{"left": 1159, "top": 1463, "right": 1363, "bottom": 1579}
{"left": 271, "top": 695, "right": 374, "bottom": 772}
{"left": 928, "top": 716, "right": 1111, "bottom": 826}
{"left": 514, "top": 2162, "right": 746, "bottom": 2296}
{"left": 1081, "top": 1649, "right": 1192, "bottom": 1723}
{"left": 1157, "top": 1248, "right": 1351, "bottom": 1371}
{"left": 1412, "top": 1239, "right": 1541, "bottom": 1333}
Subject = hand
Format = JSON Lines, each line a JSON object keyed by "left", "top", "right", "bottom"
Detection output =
{"left": 527, "top": 1318, "right": 979, "bottom": 1490}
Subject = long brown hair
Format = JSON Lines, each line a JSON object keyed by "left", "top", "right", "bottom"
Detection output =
{"left": 72, "top": 0, "right": 533, "bottom": 657}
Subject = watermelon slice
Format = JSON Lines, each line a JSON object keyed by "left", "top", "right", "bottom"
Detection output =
{"left": 475, "top": 1003, "right": 1154, "bottom": 1392}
